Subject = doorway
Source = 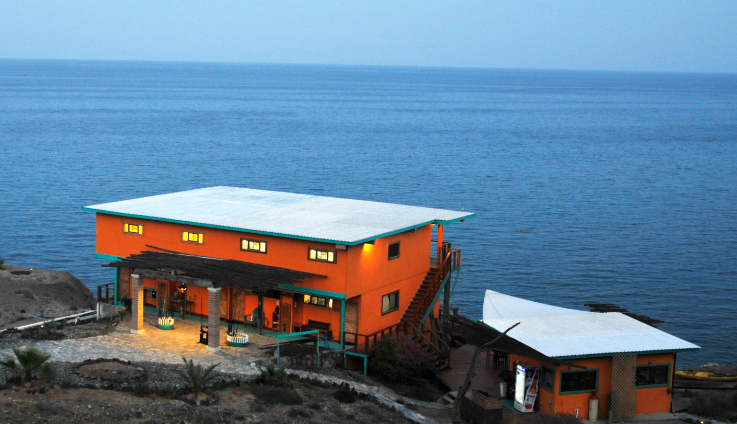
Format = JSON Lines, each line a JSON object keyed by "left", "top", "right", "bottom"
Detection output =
{"left": 345, "top": 302, "right": 359, "bottom": 343}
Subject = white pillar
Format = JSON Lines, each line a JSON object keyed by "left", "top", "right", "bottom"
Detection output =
{"left": 207, "top": 287, "right": 221, "bottom": 352}
{"left": 130, "top": 274, "right": 144, "bottom": 334}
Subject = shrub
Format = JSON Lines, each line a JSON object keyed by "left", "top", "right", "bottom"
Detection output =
{"left": 369, "top": 335, "right": 436, "bottom": 383}
{"left": 249, "top": 386, "right": 303, "bottom": 405}
{"left": 334, "top": 388, "right": 356, "bottom": 403}
{"left": 0, "top": 346, "right": 52, "bottom": 382}
{"left": 521, "top": 413, "right": 583, "bottom": 424}
{"left": 288, "top": 406, "right": 312, "bottom": 418}
{"left": 255, "top": 365, "right": 288, "bottom": 386}
{"left": 179, "top": 357, "right": 220, "bottom": 397}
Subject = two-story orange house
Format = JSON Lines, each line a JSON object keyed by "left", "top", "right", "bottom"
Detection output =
{"left": 84, "top": 187, "right": 473, "bottom": 359}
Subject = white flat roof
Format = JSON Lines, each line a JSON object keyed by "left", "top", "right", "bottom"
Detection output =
{"left": 83, "top": 186, "right": 474, "bottom": 245}
{"left": 483, "top": 312, "right": 700, "bottom": 358}
{"left": 483, "top": 290, "right": 588, "bottom": 320}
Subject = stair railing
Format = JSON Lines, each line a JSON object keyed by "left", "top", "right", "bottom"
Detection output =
{"left": 406, "top": 246, "right": 461, "bottom": 329}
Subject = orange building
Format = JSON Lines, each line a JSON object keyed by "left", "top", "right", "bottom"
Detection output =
{"left": 84, "top": 187, "right": 473, "bottom": 361}
{"left": 481, "top": 291, "right": 699, "bottom": 419}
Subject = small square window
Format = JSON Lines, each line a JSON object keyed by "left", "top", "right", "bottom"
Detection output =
{"left": 388, "top": 242, "right": 400, "bottom": 260}
{"left": 123, "top": 222, "right": 144, "bottom": 236}
{"left": 541, "top": 366, "right": 555, "bottom": 393}
{"left": 308, "top": 247, "right": 336, "bottom": 263}
{"left": 382, "top": 291, "right": 399, "bottom": 315}
{"left": 241, "top": 238, "right": 267, "bottom": 254}
{"left": 182, "top": 231, "right": 204, "bottom": 245}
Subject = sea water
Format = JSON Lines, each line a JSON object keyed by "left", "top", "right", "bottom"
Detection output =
{"left": 0, "top": 60, "right": 735, "bottom": 366}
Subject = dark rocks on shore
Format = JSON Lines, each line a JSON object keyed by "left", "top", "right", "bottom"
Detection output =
{"left": 0, "top": 264, "right": 96, "bottom": 329}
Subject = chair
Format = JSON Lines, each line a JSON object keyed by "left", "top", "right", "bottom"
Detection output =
{"left": 245, "top": 307, "right": 263, "bottom": 328}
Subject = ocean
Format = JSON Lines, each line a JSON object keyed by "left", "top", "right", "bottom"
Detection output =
{"left": 0, "top": 59, "right": 735, "bottom": 366}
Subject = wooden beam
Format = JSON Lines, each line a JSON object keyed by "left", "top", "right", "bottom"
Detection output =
{"left": 132, "top": 269, "right": 213, "bottom": 288}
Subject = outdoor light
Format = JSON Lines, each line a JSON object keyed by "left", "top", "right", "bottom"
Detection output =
{"left": 178, "top": 282, "right": 187, "bottom": 293}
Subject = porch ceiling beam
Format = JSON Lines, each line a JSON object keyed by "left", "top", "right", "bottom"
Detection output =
{"left": 132, "top": 268, "right": 213, "bottom": 288}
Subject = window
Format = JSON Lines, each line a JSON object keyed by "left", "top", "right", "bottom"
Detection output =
{"left": 560, "top": 369, "right": 598, "bottom": 394}
{"left": 308, "top": 247, "right": 336, "bottom": 263}
{"left": 388, "top": 242, "right": 400, "bottom": 260}
{"left": 303, "top": 295, "right": 334, "bottom": 309}
{"left": 182, "top": 231, "right": 204, "bottom": 245}
{"left": 123, "top": 222, "right": 143, "bottom": 235}
{"left": 241, "top": 238, "right": 267, "bottom": 254}
{"left": 635, "top": 364, "right": 671, "bottom": 388}
{"left": 541, "top": 365, "right": 555, "bottom": 393}
{"left": 381, "top": 291, "right": 399, "bottom": 315}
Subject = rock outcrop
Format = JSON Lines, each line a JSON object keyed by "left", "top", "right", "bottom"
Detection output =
{"left": 0, "top": 265, "right": 96, "bottom": 328}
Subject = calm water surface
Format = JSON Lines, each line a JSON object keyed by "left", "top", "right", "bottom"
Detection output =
{"left": 1, "top": 60, "right": 735, "bottom": 366}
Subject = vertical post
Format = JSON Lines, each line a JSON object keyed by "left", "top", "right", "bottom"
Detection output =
{"left": 130, "top": 274, "right": 144, "bottom": 334}
{"left": 258, "top": 291, "right": 263, "bottom": 335}
{"left": 437, "top": 224, "right": 444, "bottom": 264}
{"left": 113, "top": 268, "right": 119, "bottom": 305}
{"left": 207, "top": 287, "right": 222, "bottom": 352}
{"left": 316, "top": 335, "right": 320, "bottom": 367}
{"left": 339, "top": 300, "right": 346, "bottom": 350}
{"left": 442, "top": 275, "right": 451, "bottom": 327}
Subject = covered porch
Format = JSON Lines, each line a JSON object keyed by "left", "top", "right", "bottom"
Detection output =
{"left": 103, "top": 249, "right": 346, "bottom": 353}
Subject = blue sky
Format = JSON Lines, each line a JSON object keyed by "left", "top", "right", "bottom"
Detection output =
{"left": 1, "top": 0, "right": 735, "bottom": 73}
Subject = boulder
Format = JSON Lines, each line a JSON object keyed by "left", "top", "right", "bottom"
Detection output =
{"left": 0, "top": 265, "right": 96, "bottom": 328}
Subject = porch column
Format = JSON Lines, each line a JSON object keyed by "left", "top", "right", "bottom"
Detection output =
{"left": 130, "top": 274, "right": 144, "bottom": 334}
{"left": 207, "top": 287, "right": 221, "bottom": 352}
{"left": 437, "top": 224, "right": 444, "bottom": 264}
{"left": 339, "top": 300, "right": 346, "bottom": 350}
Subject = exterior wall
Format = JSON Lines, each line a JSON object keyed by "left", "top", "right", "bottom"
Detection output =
{"left": 96, "top": 213, "right": 435, "bottom": 335}
{"left": 508, "top": 352, "right": 675, "bottom": 419}
{"left": 634, "top": 353, "right": 675, "bottom": 415}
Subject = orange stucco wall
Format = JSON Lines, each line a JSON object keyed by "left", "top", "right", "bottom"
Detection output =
{"left": 96, "top": 213, "right": 436, "bottom": 335}
{"left": 509, "top": 352, "right": 675, "bottom": 418}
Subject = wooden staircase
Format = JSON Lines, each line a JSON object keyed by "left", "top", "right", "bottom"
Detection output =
{"left": 400, "top": 268, "right": 441, "bottom": 325}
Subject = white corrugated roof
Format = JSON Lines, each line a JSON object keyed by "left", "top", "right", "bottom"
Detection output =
{"left": 483, "top": 290, "right": 587, "bottom": 320}
{"left": 83, "top": 186, "right": 474, "bottom": 244}
{"left": 483, "top": 312, "right": 700, "bottom": 358}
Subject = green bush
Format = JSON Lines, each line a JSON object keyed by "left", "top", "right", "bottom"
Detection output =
{"left": 249, "top": 385, "right": 303, "bottom": 405}
{"left": 0, "top": 346, "right": 52, "bottom": 382}
{"left": 369, "top": 335, "right": 436, "bottom": 383}
{"left": 179, "top": 357, "right": 220, "bottom": 397}
{"left": 256, "top": 365, "right": 288, "bottom": 386}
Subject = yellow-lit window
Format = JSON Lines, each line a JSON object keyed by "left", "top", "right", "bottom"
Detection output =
{"left": 308, "top": 248, "right": 336, "bottom": 264}
{"left": 241, "top": 238, "right": 267, "bottom": 254}
{"left": 123, "top": 222, "right": 144, "bottom": 236}
{"left": 302, "top": 294, "right": 335, "bottom": 309}
{"left": 182, "top": 231, "right": 204, "bottom": 245}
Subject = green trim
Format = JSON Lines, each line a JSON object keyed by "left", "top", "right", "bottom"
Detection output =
{"left": 95, "top": 253, "right": 122, "bottom": 262}
{"left": 558, "top": 349, "right": 697, "bottom": 360}
{"left": 560, "top": 368, "right": 599, "bottom": 395}
{"left": 635, "top": 363, "right": 672, "bottom": 388}
{"left": 345, "top": 351, "right": 369, "bottom": 376}
{"left": 449, "top": 268, "right": 461, "bottom": 297}
{"left": 540, "top": 364, "right": 556, "bottom": 394}
{"left": 277, "top": 284, "right": 347, "bottom": 300}
{"left": 339, "top": 300, "right": 346, "bottom": 350}
{"left": 82, "top": 207, "right": 475, "bottom": 245}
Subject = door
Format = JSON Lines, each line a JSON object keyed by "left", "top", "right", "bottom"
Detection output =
{"left": 220, "top": 287, "right": 229, "bottom": 319}
{"left": 229, "top": 289, "right": 246, "bottom": 323}
{"left": 281, "top": 299, "right": 292, "bottom": 333}
{"left": 156, "top": 280, "right": 168, "bottom": 310}
{"left": 345, "top": 302, "right": 359, "bottom": 344}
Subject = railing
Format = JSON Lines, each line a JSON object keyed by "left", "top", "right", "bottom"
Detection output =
{"left": 343, "top": 321, "right": 412, "bottom": 354}
{"left": 405, "top": 244, "right": 461, "bottom": 331}
{"left": 97, "top": 282, "right": 114, "bottom": 304}
{"left": 415, "top": 319, "right": 452, "bottom": 369}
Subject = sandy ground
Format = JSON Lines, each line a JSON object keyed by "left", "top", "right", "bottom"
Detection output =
{"left": 0, "top": 265, "right": 96, "bottom": 329}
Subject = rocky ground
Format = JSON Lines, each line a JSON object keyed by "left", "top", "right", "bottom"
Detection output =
{"left": 0, "top": 265, "right": 96, "bottom": 329}
{"left": 0, "top": 359, "right": 415, "bottom": 424}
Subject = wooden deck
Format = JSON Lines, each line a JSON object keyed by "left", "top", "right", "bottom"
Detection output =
{"left": 437, "top": 344, "right": 506, "bottom": 393}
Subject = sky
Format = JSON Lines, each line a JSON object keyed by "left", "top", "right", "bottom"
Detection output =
{"left": 1, "top": 0, "right": 736, "bottom": 73}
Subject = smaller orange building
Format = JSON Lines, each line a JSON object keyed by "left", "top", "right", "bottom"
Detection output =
{"left": 482, "top": 291, "right": 699, "bottom": 419}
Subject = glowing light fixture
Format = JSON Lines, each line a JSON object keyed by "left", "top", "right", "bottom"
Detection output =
{"left": 178, "top": 282, "right": 187, "bottom": 293}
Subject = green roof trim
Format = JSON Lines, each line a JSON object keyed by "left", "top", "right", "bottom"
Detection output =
{"left": 95, "top": 253, "right": 123, "bottom": 262}
{"left": 557, "top": 348, "right": 699, "bottom": 360}
{"left": 82, "top": 207, "right": 475, "bottom": 246}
